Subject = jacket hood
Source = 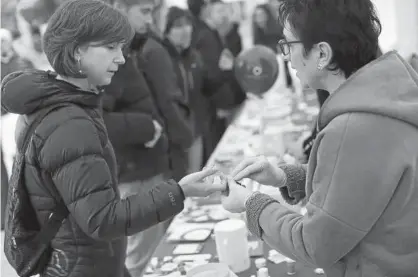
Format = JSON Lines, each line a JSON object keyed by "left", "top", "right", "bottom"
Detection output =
{"left": 319, "top": 51, "right": 418, "bottom": 130}
{"left": 1, "top": 70, "right": 101, "bottom": 115}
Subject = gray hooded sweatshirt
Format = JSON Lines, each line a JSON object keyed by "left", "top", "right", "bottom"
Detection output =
{"left": 246, "top": 51, "right": 418, "bottom": 277}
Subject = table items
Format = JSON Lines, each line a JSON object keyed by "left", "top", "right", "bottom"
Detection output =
{"left": 285, "top": 258, "right": 296, "bottom": 275}
{"left": 257, "top": 267, "right": 269, "bottom": 277}
{"left": 214, "top": 219, "right": 251, "bottom": 273}
{"left": 147, "top": 83, "right": 322, "bottom": 277}
{"left": 186, "top": 263, "right": 238, "bottom": 277}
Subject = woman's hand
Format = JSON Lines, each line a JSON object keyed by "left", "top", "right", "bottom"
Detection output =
{"left": 221, "top": 177, "right": 253, "bottom": 213}
{"left": 178, "top": 168, "right": 227, "bottom": 198}
{"left": 230, "top": 156, "right": 287, "bottom": 188}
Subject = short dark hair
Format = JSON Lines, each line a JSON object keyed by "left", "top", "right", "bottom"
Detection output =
{"left": 278, "top": 0, "right": 382, "bottom": 78}
{"left": 43, "top": 0, "right": 134, "bottom": 77}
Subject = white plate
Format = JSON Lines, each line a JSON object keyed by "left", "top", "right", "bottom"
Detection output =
{"left": 182, "top": 229, "right": 212, "bottom": 241}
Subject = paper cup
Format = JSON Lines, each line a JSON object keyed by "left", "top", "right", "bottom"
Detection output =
{"left": 214, "top": 219, "right": 251, "bottom": 273}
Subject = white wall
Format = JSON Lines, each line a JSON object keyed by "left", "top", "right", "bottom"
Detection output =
{"left": 372, "top": 0, "right": 418, "bottom": 57}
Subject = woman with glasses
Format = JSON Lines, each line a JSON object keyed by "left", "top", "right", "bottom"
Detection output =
{"left": 222, "top": 0, "right": 418, "bottom": 276}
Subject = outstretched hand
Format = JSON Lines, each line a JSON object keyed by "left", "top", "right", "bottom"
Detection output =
{"left": 178, "top": 168, "right": 227, "bottom": 198}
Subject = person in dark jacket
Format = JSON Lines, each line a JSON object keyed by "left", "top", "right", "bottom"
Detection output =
{"left": 224, "top": 22, "right": 243, "bottom": 58}
{"left": 1, "top": 1, "right": 225, "bottom": 276}
{"left": 141, "top": 35, "right": 194, "bottom": 181}
{"left": 252, "top": 4, "right": 282, "bottom": 53}
{"left": 114, "top": 0, "right": 194, "bottom": 183}
{"left": 163, "top": 7, "right": 201, "bottom": 173}
{"left": 102, "top": 57, "right": 168, "bottom": 184}
{"left": 101, "top": 50, "right": 171, "bottom": 277}
{"left": 187, "top": 0, "right": 246, "bottom": 162}
{"left": 1, "top": 28, "right": 34, "bottom": 80}
{"left": 163, "top": 6, "right": 223, "bottom": 173}
{"left": 252, "top": 4, "right": 293, "bottom": 89}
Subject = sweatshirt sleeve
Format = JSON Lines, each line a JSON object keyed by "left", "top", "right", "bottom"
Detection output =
{"left": 39, "top": 115, "right": 184, "bottom": 240}
{"left": 278, "top": 164, "right": 307, "bottom": 205}
{"left": 245, "top": 114, "right": 406, "bottom": 268}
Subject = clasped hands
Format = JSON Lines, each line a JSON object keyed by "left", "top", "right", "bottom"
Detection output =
{"left": 178, "top": 156, "right": 286, "bottom": 213}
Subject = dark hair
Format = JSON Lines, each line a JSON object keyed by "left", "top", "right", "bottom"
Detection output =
{"left": 278, "top": 0, "right": 382, "bottom": 77}
{"left": 252, "top": 4, "right": 282, "bottom": 42}
{"left": 164, "top": 7, "right": 192, "bottom": 35}
{"left": 187, "top": 0, "right": 207, "bottom": 17}
{"left": 43, "top": 0, "right": 134, "bottom": 77}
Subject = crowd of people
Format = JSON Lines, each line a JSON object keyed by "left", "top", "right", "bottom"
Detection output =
{"left": 1, "top": 0, "right": 418, "bottom": 277}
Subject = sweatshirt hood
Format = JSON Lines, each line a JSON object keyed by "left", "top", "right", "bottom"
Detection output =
{"left": 1, "top": 70, "right": 101, "bottom": 115}
{"left": 319, "top": 51, "right": 418, "bottom": 130}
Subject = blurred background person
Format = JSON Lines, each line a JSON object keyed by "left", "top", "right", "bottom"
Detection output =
{"left": 163, "top": 6, "right": 227, "bottom": 173}
{"left": 108, "top": 0, "right": 194, "bottom": 276}
{"left": 214, "top": 2, "right": 243, "bottom": 58}
{"left": 187, "top": 0, "right": 246, "bottom": 163}
{"left": 12, "top": 0, "right": 54, "bottom": 70}
{"left": 252, "top": 3, "right": 293, "bottom": 90}
{"left": 163, "top": 7, "right": 202, "bottom": 173}
{"left": 114, "top": 0, "right": 194, "bottom": 183}
{"left": 1, "top": 0, "right": 20, "bottom": 39}
{"left": 100, "top": 5, "right": 173, "bottom": 276}
{"left": 1, "top": 28, "right": 34, "bottom": 80}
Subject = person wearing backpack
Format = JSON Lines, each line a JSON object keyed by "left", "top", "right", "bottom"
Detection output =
{"left": 1, "top": 1, "right": 226, "bottom": 277}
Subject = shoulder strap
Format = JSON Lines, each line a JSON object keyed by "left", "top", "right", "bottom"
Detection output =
{"left": 22, "top": 104, "right": 71, "bottom": 245}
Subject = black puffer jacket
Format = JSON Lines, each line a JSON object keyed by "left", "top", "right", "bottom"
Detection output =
{"left": 1, "top": 70, "right": 185, "bottom": 277}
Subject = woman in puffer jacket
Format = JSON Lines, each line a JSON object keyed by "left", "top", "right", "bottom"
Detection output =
{"left": 1, "top": 1, "right": 224, "bottom": 276}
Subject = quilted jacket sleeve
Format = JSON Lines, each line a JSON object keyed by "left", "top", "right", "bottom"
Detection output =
{"left": 38, "top": 115, "right": 185, "bottom": 240}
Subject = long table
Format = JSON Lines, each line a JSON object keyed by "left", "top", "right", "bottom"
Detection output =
{"left": 144, "top": 87, "right": 322, "bottom": 277}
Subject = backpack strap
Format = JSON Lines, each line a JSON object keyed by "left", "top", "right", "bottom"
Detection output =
{"left": 21, "top": 104, "right": 71, "bottom": 245}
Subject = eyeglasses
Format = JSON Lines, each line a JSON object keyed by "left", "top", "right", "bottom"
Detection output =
{"left": 278, "top": 39, "right": 303, "bottom": 56}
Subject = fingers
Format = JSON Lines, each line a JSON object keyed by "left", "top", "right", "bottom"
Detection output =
{"left": 193, "top": 167, "right": 218, "bottom": 180}
{"left": 207, "top": 175, "right": 227, "bottom": 194}
{"left": 230, "top": 156, "right": 259, "bottom": 178}
{"left": 233, "top": 160, "right": 264, "bottom": 181}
